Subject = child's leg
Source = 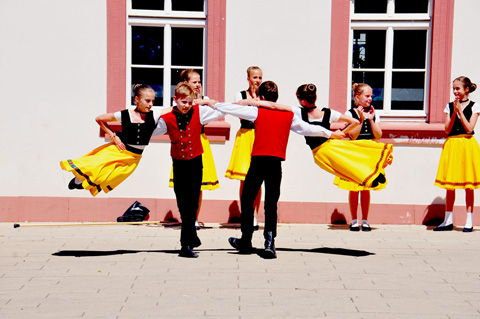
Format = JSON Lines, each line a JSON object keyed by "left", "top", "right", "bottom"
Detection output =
{"left": 240, "top": 180, "right": 261, "bottom": 229}
{"left": 195, "top": 191, "right": 203, "bottom": 229}
{"left": 360, "top": 190, "right": 371, "bottom": 230}
{"left": 435, "top": 189, "right": 455, "bottom": 230}
{"left": 349, "top": 191, "right": 360, "bottom": 230}
{"left": 465, "top": 189, "right": 474, "bottom": 230}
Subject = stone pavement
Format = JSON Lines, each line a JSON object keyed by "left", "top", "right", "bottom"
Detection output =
{"left": 1, "top": 222, "right": 479, "bottom": 319}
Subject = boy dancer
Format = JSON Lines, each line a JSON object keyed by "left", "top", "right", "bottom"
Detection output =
{"left": 215, "top": 81, "right": 348, "bottom": 258}
{"left": 154, "top": 83, "right": 223, "bottom": 258}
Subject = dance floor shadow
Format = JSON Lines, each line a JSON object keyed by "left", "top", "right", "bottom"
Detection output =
{"left": 52, "top": 248, "right": 235, "bottom": 257}
{"left": 277, "top": 247, "right": 374, "bottom": 257}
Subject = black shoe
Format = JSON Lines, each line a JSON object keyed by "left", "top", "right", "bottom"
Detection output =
{"left": 433, "top": 224, "right": 454, "bottom": 231}
{"left": 463, "top": 227, "right": 473, "bottom": 232}
{"left": 264, "top": 232, "right": 277, "bottom": 259}
{"left": 253, "top": 225, "right": 259, "bottom": 231}
{"left": 179, "top": 246, "right": 198, "bottom": 258}
{"left": 349, "top": 224, "right": 360, "bottom": 231}
{"left": 228, "top": 237, "right": 252, "bottom": 254}
{"left": 370, "top": 173, "right": 386, "bottom": 188}
{"left": 68, "top": 178, "right": 83, "bottom": 190}
{"left": 361, "top": 224, "right": 371, "bottom": 232}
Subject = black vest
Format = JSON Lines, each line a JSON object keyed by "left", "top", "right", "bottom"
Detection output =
{"left": 349, "top": 108, "right": 375, "bottom": 140}
{"left": 448, "top": 101, "right": 475, "bottom": 137}
{"left": 239, "top": 90, "right": 255, "bottom": 129}
{"left": 118, "top": 110, "right": 156, "bottom": 151}
{"left": 301, "top": 107, "right": 330, "bottom": 150}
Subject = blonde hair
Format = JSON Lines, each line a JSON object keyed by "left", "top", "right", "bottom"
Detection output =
{"left": 132, "top": 84, "right": 154, "bottom": 98}
{"left": 174, "top": 82, "right": 196, "bottom": 99}
{"left": 180, "top": 69, "right": 200, "bottom": 82}
{"left": 352, "top": 83, "right": 371, "bottom": 98}
{"left": 247, "top": 66, "right": 262, "bottom": 77}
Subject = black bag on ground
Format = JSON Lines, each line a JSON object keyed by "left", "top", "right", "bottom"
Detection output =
{"left": 117, "top": 201, "right": 150, "bottom": 222}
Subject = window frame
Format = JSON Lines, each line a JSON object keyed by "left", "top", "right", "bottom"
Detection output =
{"left": 127, "top": 17, "right": 207, "bottom": 107}
{"left": 107, "top": 0, "right": 229, "bottom": 142}
{"left": 329, "top": 0, "right": 455, "bottom": 145}
{"left": 349, "top": 0, "right": 433, "bottom": 120}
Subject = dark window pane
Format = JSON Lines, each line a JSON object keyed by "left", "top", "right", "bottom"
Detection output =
{"left": 354, "top": 0, "right": 387, "bottom": 13}
{"left": 132, "top": 27, "right": 164, "bottom": 66}
{"left": 395, "top": 0, "right": 429, "bottom": 13}
{"left": 352, "top": 72, "right": 385, "bottom": 110}
{"left": 393, "top": 30, "right": 427, "bottom": 69}
{"left": 132, "top": 0, "right": 164, "bottom": 10}
{"left": 352, "top": 30, "right": 386, "bottom": 69}
{"left": 132, "top": 68, "right": 164, "bottom": 106}
{"left": 172, "top": 0, "right": 204, "bottom": 12}
{"left": 171, "top": 28, "right": 203, "bottom": 66}
{"left": 391, "top": 72, "right": 425, "bottom": 110}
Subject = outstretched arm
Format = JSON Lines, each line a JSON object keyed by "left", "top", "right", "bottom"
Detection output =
{"left": 338, "top": 114, "right": 360, "bottom": 136}
{"left": 236, "top": 99, "right": 292, "bottom": 112}
{"left": 96, "top": 112, "right": 126, "bottom": 151}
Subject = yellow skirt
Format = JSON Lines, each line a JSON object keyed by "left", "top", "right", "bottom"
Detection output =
{"left": 313, "top": 139, "right": 393, "bottom": 188}
{"left": 60, "top": 143, "right": 141, "bottom": 197}
{"left": 435, "top": 135, "right": 480, "bottom": 190}
{"left": 334, "top": 175, "right": 387, "bottom": 191}
{"left": 225, "top": 128, "right": 255, "bottom": 181}
{"left": 169, "top": 133, "right": 219, "bottom": 190}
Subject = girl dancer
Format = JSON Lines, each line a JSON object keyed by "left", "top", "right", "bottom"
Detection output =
{"left": 61, "top": 84, "right": 167, "bottom": 196}
{"left": 226, "top": 66, "right": 263, "bottom": 230}
{"left": 240, "top": 83, "right": 393, "bottom": 188}
{"left": 434, "top": 76, "right": 480, "bottom": 232}
{"left": 334, "top": 83, "right": 384, "bottom": 231}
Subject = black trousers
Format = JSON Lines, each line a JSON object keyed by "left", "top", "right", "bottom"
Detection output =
{"left": 172, "top": 155, "right": 202, "bottom": 247}
{"left": 240, "top": 156, "right": 282, "bottom": 242}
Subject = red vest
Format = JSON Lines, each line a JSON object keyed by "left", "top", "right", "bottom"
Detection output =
{"left": 252, "top": 108, "right": 293, "bottom": 160}
{"left": 161, "top": 105, "right": 204, "bottom": 160}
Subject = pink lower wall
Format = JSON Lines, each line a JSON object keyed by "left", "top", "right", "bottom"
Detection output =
{"left": 2, "top": 196, "right": 478, "bottom": 226}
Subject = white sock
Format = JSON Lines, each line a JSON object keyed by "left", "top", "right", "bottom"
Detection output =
{"left": 465, "top": 213, "right": 473, "bottom": 229}
{"left": 253, "top": 217, "right": 258, "bottom": 226}
{"left": 440, "top": 211, "right": 453, "bottom": 227}
{"left": 351, "top": 219, "right": 358, "bottom": 227}
{"left": 195, "top": 220, "right": 200, "bottom": 227}
{"left": 361, "top": 219, "right": 369, "bottom": 226}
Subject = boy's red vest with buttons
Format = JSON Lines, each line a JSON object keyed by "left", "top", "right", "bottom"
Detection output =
{"left": 161, "top": 105, "right": 204, "bottom": 160}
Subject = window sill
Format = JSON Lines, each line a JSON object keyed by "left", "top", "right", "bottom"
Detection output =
{"left": 99, "top": 119, "right": 231, "bottom": 143}
{"left": 331, "top": 122, "right": 446, "bottom": 145}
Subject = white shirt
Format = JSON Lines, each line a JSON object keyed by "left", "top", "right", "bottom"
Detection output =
{"left": 292, "top": 106, "right": 342, "bottom": 123}
{"left": 153, "top": 104, "right": 224, "bottom": 136}
{"left": 214, "top": 103, "right": 332, "bottom": 138}
{"left": 114, "top": 108, "right": 163, "bottom": 150}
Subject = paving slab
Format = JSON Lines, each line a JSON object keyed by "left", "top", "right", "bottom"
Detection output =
{"left": 1, "top": 223, "right": 480, "bottom": 318}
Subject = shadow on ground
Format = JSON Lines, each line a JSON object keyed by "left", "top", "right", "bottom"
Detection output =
{"left": 52, "top": 247, "right": 374, "bottom": 258}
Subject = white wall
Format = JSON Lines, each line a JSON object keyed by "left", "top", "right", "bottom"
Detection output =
{"left": 1, "top": 0, "right": 479, "bottom": 208}
{"left": 0, "top": 0, "right": 107, "bottom": 196}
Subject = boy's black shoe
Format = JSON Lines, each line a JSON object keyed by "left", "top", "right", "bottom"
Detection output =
{"left": 264, "top": 232, "right": 277, "bottom": 259}
{"left": 179, "top": 246, "right": 198, "bottom": 258}
{"left": 228, "top": 237, "right": 253, "bottom": 254}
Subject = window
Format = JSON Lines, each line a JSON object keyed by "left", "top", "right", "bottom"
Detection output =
{"left": 350, "top": 0, "right": 432, "bottom": 120}
{"left": 127, "top": 0, "right": 207, "bottom": 106}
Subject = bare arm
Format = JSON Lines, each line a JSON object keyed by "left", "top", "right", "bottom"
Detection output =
{"left": 451, "top": 98, "right": 479, "bottom": 134}
{"left": 95, "top": 112, "right": 125, "bottom": 151}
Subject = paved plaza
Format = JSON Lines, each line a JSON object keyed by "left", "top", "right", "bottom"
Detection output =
{"left": 1, "top": 222, "right": 480, "bottom": 318}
